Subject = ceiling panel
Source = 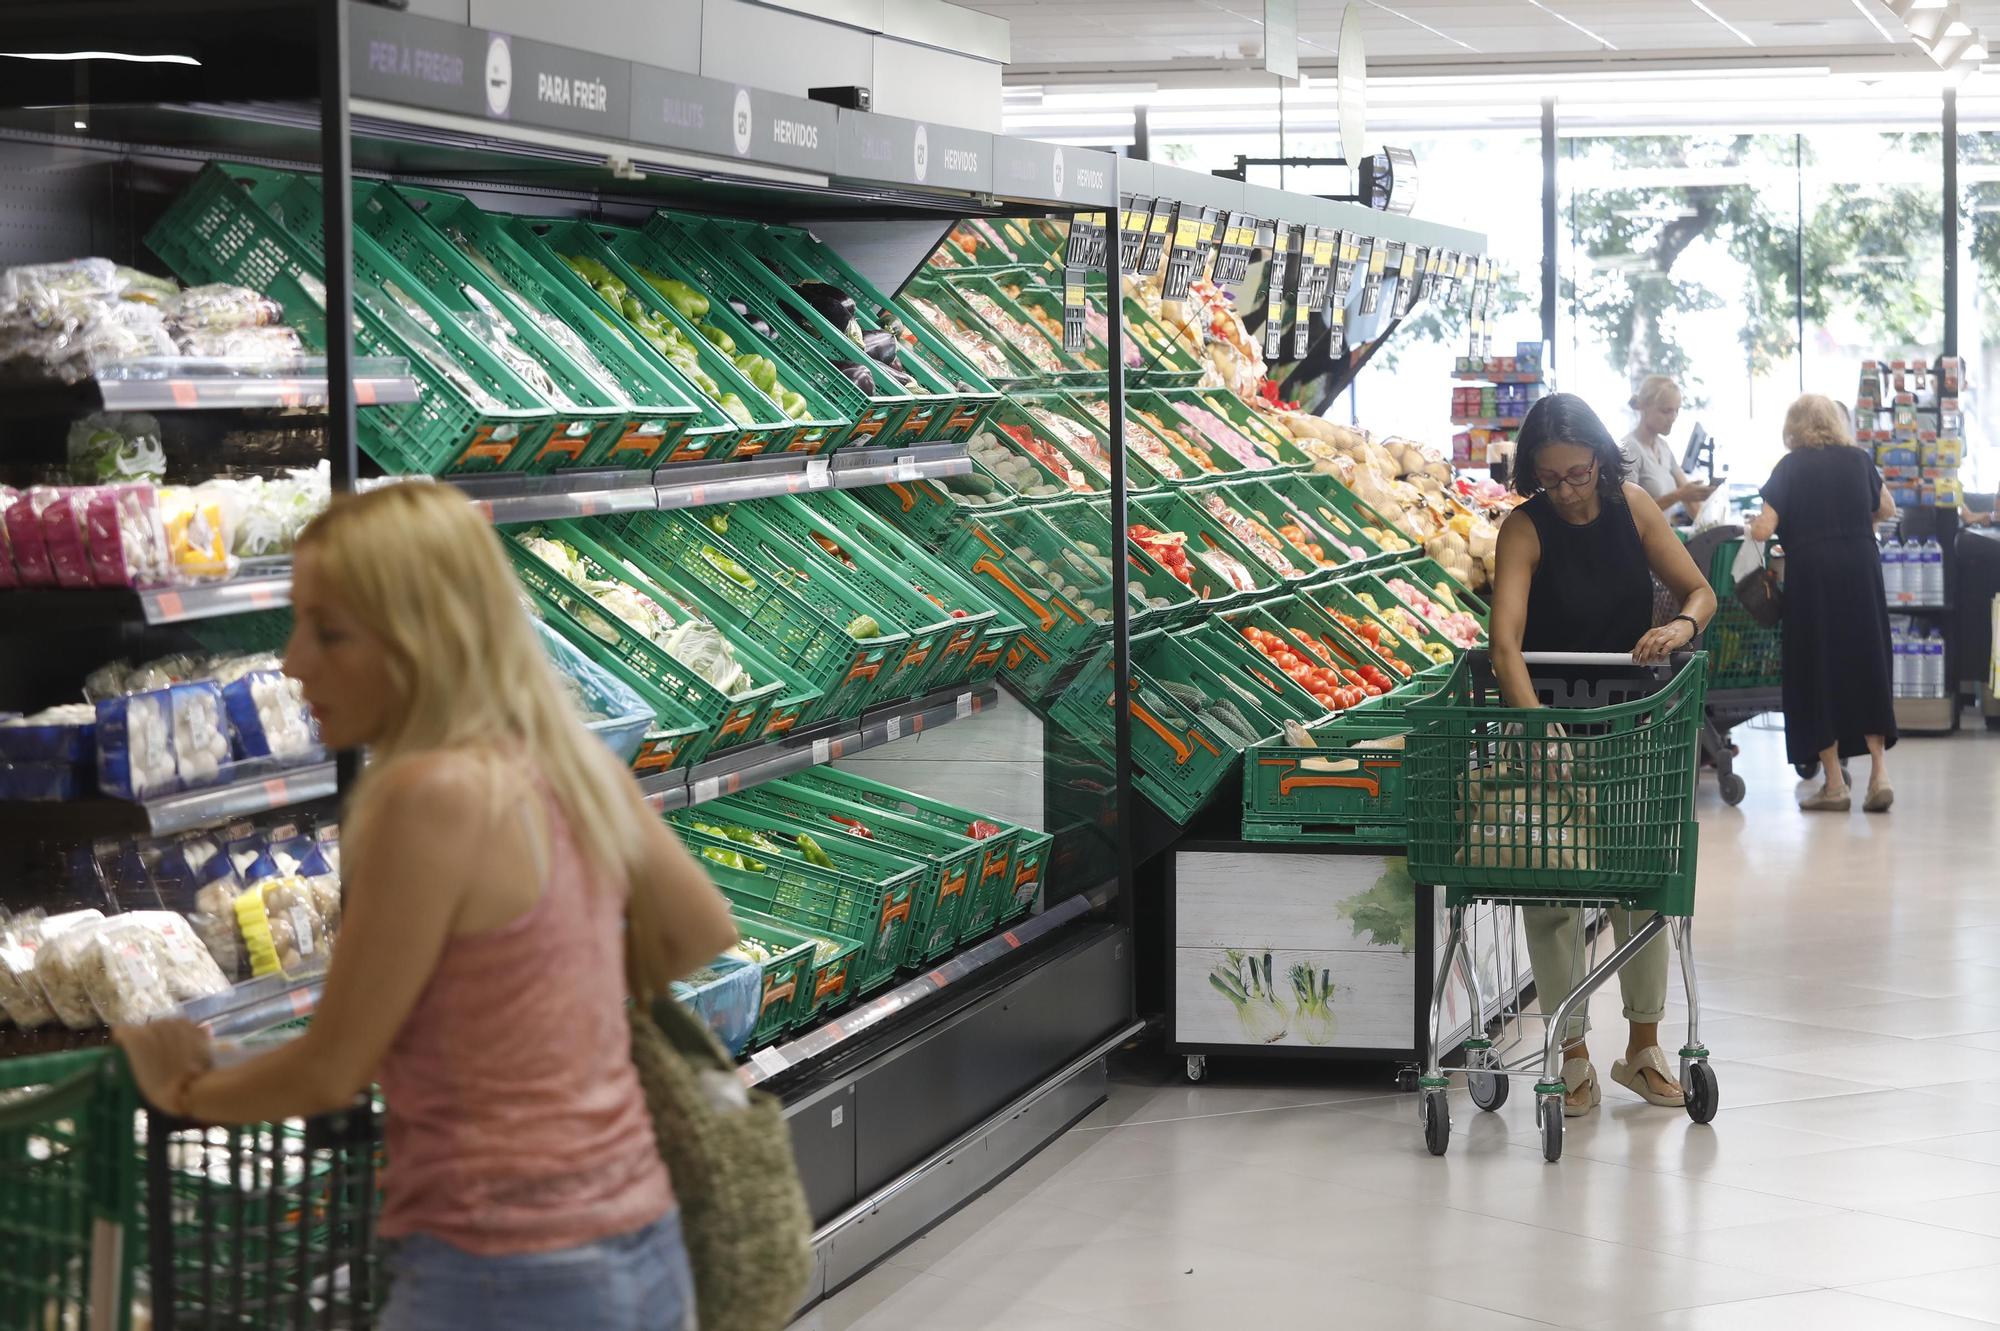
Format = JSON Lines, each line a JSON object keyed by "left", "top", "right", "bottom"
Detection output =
{"left": 964, "top": 1, "right": 1913, "bottom": 69}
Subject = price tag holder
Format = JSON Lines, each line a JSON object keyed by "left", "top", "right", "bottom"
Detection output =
{"left": 1364, "top": 239, "right": 1397, "bottom": 316}
{"left": 811, "top": 737, "right": 832, "bottom": 765}
{"left": 1162, "top": 208, "right": 1204, "bottom": 299}
{"left": 892, "top": 455, "right": 921, "bottom": 483}
{"left": 692, "top": 776, "right": 721, "bottom": 805}
{"left": 1192, "top": 205, "right": 1222, "bottom": 284}
{"left": 1213, "top": 210, "right": 1254, "bottom": 286}
{"left": 1140, "top": 199, "right": 1178, "bottom": 276}
{"left": 1117, "top": 194, "right": 1151, "bottom": 272}
{"left": 1394, "top": 245, "right": 1424, "bottom": 318}
{"left": 805, "top": 457, "right": 831, "bottom": 490}
{"left": 884, "top": 716, "right": 902, "bottom": 743}
{"left": 1263, "top": 221, "right": 1295, "bottom": 361}
{"left": 1284, "top": 223, "right": 1313, "bottom": 359}
{"left": 955, "top": 692, "right": 974, "bottom": 719}
{"left": 749, "top": 1047, "right": 790, "bottom": 1079}
{"left": 1063, "top": 272, "right": 1089, "bottom": 352}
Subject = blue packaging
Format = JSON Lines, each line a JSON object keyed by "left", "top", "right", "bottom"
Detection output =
{"left": 220, "top": 670, "right": 321, "bottom": 762}
{"left": 95, "top": 681, "right": 230, "bottom": 800}
{"left": 0, "top": 760, "right": 88, "bottom": 801}
{"left": 0, "top": 711, "right": 96, "bottom": 763}
{"left": 531, "top": 616, "right": 656, "bottom": 764}
{"left": 666, "top": 953, "right": 763, "bottom": 1057}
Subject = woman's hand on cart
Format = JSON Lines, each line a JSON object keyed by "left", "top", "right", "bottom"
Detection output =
{"left": 115, "top": 1017, "right": 215, "bottom": 1115}
{"left": 1632, "top": 618, "right": 1697, "bottom": 665}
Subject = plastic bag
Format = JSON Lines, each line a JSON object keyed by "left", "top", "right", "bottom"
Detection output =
{"left": 157, "top": 486, "right": 237, "bottom": 583}
{"left": 221, "top": 669, "right": 318, "bottom": 761}
{"left": 1691, "top": 485, "right": 1735, "bottom": 533}
{"left": 77, "top": 911, "right": 231, "bottom": 1025}
{"left": 96, "top": 682, "right": 231, "bottom": 800}
{"left": 666, "top": 953, "right": 763, "bottom": 1058}
{"left": 163, "top": 283, "right": 283, "bottom": 334}
{"left": 33, "top": 912, "right": 118, "bottom": 1029}
{"left": 1731, "top": 536, "right": 1764, "bottom": 585}
{"left": 530, "top": 615, "right": 655, "bottom": 764}
{"left": 0, "top": 909, "right": 105, "bottom": 1028}
{"left": 68, "top": 411, "right": 166, "bottom": 483}
{"left": 81, "top": 483, "right": 172, "bottom": 588}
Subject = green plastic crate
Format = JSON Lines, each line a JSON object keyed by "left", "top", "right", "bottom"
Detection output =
{"left": 968, "top": 397, "right": 1114, "bottom": 503}
{"left": 853, "top": 471, "right": 1007, "bottom": 546}
{"left": 384, "top": 184, "right": 708, "bottom": 468}
{"left": 605, "top": 510, "right": 901, "bottom": 722}
{"left": 723, "top": 781, "right": 985, "bottom": 951}
{"left": 0, "top": 1050, "right": 138, "bottom": 1331}
{"left": 646, "top": 213, "right": 936, "bottom": 449}
{"left": 1706, "top": 539, "right": 1783, "bottom": 691}
{"left": 586, "top": 221, "right": 858, "bottom": 454}
{"left": 535, "top": 521, "right": 824, "bottom": 739}
{"left": 901, "top": 278, "right": 1048, "bottom": 387}
{"left": 1338, "top": 570, "right": 1482, "bottom": 666}
{"left": 146, "top": 162, "right": 553, "bottom": 475}
{"left": 1233, "top": 592, "right": 1414, "bottom": 696}
{"left": 680, "top": 826, "right": 919, "bottom": 994}
{"left": 1062, "top": 389, "right": 1217, "bottom": 487}
{"left": 940, "top": 272, "right": 1096, "bottom": 384}
{"left": 1375, "top": 554, "right": 1491, "bottom": 631}
{"left": 733, "top": 909, "right": 858, "bottom": 1037}
{"left": 711, "top": 220, "right": 1002, "bottom": 442}
{"left": 1181, "top": 480, "right": 1322, "bottom": 585}
{"left": 1116, "top": 391, "right": 1263, "bottom": 483}
{"left": 507, "top": 217, "right": 817, "bottom": 458}
{"left": 1242, "top": 711, "right": 1416, "bottom": 845}
{"left": 779, "top": 767, "right": 1021, "bottom": 943}
{"left": 1157, "top": 387, "right": 1314, "bottom": 470}
{"left": 999, "top": 827, "right": 1053, "bottom": 923}
{"left": 678, "top": 800, "right": 959, "bottom": 967}
{"left": 1308, "top": 578, "right": 1459, "bottom": 678}
{"left": 1029, "top": 497, "right": 1202, "bottom": 632}
{"left": 1011, "top": 391, "right": 1175, "bottom": 492}
{"left": 720, "top": 501, "right": 959, "bottom": 706}
{"left": 1232, "top": 477, "right": 1386, "bottom": 577}
{"left": 506, "top": 526, "right": 780, "bottom": 762}
{"left": 943, "top": 505, "right": 1107, "bottom": 670}
{"left": 1128, "top": 489, "right": 1283, "bottom": 610}
{"left": 1278, "top": 472, "right": 1419, "bottom": 567}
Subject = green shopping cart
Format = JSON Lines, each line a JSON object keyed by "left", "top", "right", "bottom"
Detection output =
{"left": 1403, "top": 649, "right": 1716, "bottom": 1162}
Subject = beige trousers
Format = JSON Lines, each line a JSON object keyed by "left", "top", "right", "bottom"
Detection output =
{"left": 1523, "top": 906, "right": 1670, "bottom": 1047}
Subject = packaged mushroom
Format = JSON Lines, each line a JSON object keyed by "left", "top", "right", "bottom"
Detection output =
{"left": 0, "top": 908, "right": 104, "bottom": 1029}
{"left": 33, "top": 912, "right": 119, "bottom": 1029}
{"left": 76, "top": 911, "right": 231, "bottom": 1026}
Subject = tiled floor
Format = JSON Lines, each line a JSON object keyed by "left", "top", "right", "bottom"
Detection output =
{"left": 796, "top": 720, "right": 2000, "bottom": 1330}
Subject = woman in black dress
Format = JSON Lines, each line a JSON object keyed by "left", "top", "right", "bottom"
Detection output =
{"left": 1490, "top": 394, "right": 1717, "bottom": 1117}
{"left": 1749, "top": 393, "right": 1899, "bottom": 812}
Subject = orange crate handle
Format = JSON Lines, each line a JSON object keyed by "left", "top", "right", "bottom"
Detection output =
{"left": 761, "top": 975, "right": 797, "bottom": 1013}
{"left": 972, "top": 557, "right": 1057, "bottom": 630}
{"left": 813, "top": 965, "right": 849, "bottom": 1002}
{"left": 939, "top": 867, "right": 968, "bottom": 899}
{"left": 879, "top": 897, "right": 912, "bottom": 929}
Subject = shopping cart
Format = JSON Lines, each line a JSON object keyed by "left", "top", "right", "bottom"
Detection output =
{"left": 1693, "top": 527, "right": 1787, "bottom": 804}
{"left": 1403, "top": 649, "right": 1716, "bottom": 1162}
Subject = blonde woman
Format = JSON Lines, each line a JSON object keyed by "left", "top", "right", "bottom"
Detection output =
{"left": 1749, "top": 394, "right": 1899, "bottom": 812}
{"left": 1624, "top": 376, "right": 1715, "bottom": 520}
{"left": 115, "top": 484, "right": 736, "bottom": 1331}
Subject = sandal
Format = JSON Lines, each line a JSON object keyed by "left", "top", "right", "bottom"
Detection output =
{"left": 1561, "top": 1057, "right": 1600, "bottom": 1118}
{"left": 1799, "top": 787, "right": 1851, "bottom": 812}
{"left": 1864, "top": 783, "right": 1894, "bottom": 813}
{"left": 1611, "top": 1046, "right": 1687, "bottom": 1107}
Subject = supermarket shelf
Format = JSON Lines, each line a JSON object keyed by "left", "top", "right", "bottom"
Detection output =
{"left": 1451, "top": 415, "right": 1525, "bottom": 429}
{"left": 457, "top": 445, "right": 970, "bottom": 526}
{"left": 746, "top": 884, "right": 1107, "bottom": 1088}
{"left": 1451, "top": 371, "right": 1542, "bottom": 385}
{"left": 0, "top": 561, "right": 293, "bottom": 631}
{"left": 0, "top": 758, "right": 335, "bottom": 841}
{"left": 638, "top": 682, "right": 1001, "bottom": 813}
{"left": 1889, "top": 602, "right": 1954, "bottom": 614}
{"left": 0, "top": 365, "right": 419, "bottom": 418}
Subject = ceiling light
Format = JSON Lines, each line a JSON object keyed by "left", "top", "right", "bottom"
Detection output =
{"left": 1524, "top": 1, "right": 1619, "bottom": 51}
{"left": 1, "top": 50, "right": 200, "bottom": 64}
{"left": 71, "top": 119, "right": 85, "bottom": 129}
{"left": 1687, "top": 0, "right": 1755, "bottom": 46}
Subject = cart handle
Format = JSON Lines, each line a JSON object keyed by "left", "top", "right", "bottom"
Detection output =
{"left": 1512, "top": 651, "right": 1698, "bottom": 667}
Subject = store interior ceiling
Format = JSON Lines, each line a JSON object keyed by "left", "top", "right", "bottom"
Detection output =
{"left": 965, "top": 1, "right": 2000, "bottom": 138}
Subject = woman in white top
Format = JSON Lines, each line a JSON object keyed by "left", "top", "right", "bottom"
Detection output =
{"left": 1623, "top": 376, "right": 1714, "bottom": 520}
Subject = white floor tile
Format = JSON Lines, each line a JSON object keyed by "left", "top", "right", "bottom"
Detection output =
{"left": 1845, "top": 1262, "right": 2000, "bottom": 1325}
{"left": 1577, "top": 1288, "right": 1999, "bottom": 1330}
{"left": 1641, "top": 1211, "right": 2000, "bottom": 1287}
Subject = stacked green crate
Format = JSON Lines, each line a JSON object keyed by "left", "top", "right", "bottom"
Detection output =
{"left": 1279, "top": 472, "right": 1419, "bottom": 566}
{"left": 721, "top": 780, "right": 987, "bottom": 947}
{"left": 504, "top": 527, "right": 781, "bottom": 765}
{"left": 733, "top": 910, "right": 860, "bottom": 1036}
{"left": 380, "top": 184, "right": 710, "bottom": 467}
{"left": 1182, "top": 481, "right": 1323, "bottom": 585}
{"left": 1306, "top": 578, "right": 1459, "bottom": 678}
{"left": 1062, "top": 389, "right": 1220, "bottom": 486}
{"left": 718, "top": 502, "right": 961, "bottom": 706}
{"left": 1156, "top": 387, "right": 1314, "bottom": 471}
{"left": 1229, "top": 477, "right": 1386, "bottom": 579}
{"left": 147, "top": 162, "right": 554, "bottom": 475}
{"left": 942, "top": 504, "right": 1108, "bottom": 697}
{"left": 941, "top": 272, "right": 1097, "bottom": 385}
{"left": 1127, "top": 489, "right": 1282, "bottom": 611}
{"left": 507, "top": 217, "right": 826, "bottom": 458}
{"left": 705, "top": 219, "right": 1002, "bottom": 442}
{"left": 674, "top": 799, "right": 957, "bottom": 968}
{"left": 1241, "top": 710, "right": 1416, "bottom": 845}
{"left": 1119, "top": 391, "right": 1264, "bottom": 483}
{"left": 779, "top": 767, "right": 1027, "bottom": 942}
{"left": 678, "top": 821, "right": 919, "bottom": 993}
{"left": 605, "top": 510, "right": 902, "bottom": 724}
{"left": 901, "top": 277, "right": 1046, "bottom": 387}
{"left": 526, "top": 520, "right": 825, "bottom": 739}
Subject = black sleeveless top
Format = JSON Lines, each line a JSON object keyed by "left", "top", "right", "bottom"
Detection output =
{"left": 1519, "top": 490, "right": 1653, "bottom": 653}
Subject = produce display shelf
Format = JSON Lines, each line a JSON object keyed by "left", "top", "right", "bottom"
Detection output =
{"left": 638, "top": 682, "right": 999, "bottom": 813}
{"left": 0, "top": 361, "right": 419, "bottom": 417}
{"left": 1450, "top": 415, "right": 1525, "bottom": 429}
{"left": 0, "top": 561, "right": 297, "bottom": 629}
{"left": 455, "top": 445, "right": 970, "bottom": 525}
{"left": 0, "top": 758, "right": 335, "bottom": 840}
{"left": 740, "top": 885, "right": 1103, "bottom": 1088}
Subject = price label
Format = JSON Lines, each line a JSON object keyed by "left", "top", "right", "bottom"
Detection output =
{"left": 884, "top": 716, "right": 902, "bottom": 742}
{"left": 805, "top": 458, "right": 831, "bottom": 489}
{"left": 1369, "top": 244, "right": 1388, "bottom": 275}
{"left": 749, "top": 1047, "right": 790, "bottom": 1078}
{"left": 1062, "top": 275, "right": 1089, "bottom": 351}
{"left": 692, "top": 776, "right": 721, "bottom": 805}
{"left": 811, "top": 737, "right": 832, "bottom": 764}
{"left": 893, "top": 456, "right": 921, "bottom": 482}
{"left": 956, "top": 692, "right": 974, "bottom": 719}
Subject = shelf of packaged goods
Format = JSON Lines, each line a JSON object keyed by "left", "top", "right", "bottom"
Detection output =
{"left": 1450, "top": 416, "right": 1525, "bottom": 429}
{"left": 0, "top": 561, "right": 295, "bottom": 631}
{"left": 0, "top": 364, "right": 419, "bottom": 417}
{"left": 1888, "top": 602, "right": 1954, "bottom": 614}
{"left": 1450, "top": 372, "right": 1542, "bottom": 385}
{"left": 0, "top": 758, "right": 336, "bottom": 841}
{"left": 455, "top": 444, "right": 969, "bottom": 526}
{"left": 741, "top": 884, "right": 1108, "bottom": 1088}
{"left": 637, "top": 682, "right": 1000, "bottom": 813}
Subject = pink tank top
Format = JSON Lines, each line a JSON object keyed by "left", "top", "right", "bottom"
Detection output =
{"left": 376, "top": 796, "right": 672, "bottom": 1254}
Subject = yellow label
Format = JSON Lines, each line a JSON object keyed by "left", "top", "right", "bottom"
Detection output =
{"left": 1199, "top": 218, "right": 1218, "bottom": 245}
{"left": 1400, "top": 253, "right": 1417, "bottom": 279}
{"left": 1174, "top": 218, "right": 1199, "bottom": 246}
{"left": 1333, "top": 306, "right": 1347, "bottom": 326}
{"left": 1150, "top": 211, "right": 1171, "bottom": 234}
{"left": 1274, "top": 228, "right": 1291, "bottom": 253}
{"left": 1314, "top": 238, "right": 1335, "bottom": 265}
{"left": 1065, "top": 282, "right": 1086, "bottom": 306}
{"left": 233, "top": 887, "right": 283, "bottom": 977}
{"left": 1369, "top": 248, "right": 1387, "bottom": 275}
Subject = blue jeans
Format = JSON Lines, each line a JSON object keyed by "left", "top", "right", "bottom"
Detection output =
{"left": 381, "top": 1211, "right": 696, "bottom": 1331}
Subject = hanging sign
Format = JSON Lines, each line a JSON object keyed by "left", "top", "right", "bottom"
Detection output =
{"left": 1163, "top": 206, "right": 1205, "bottom": 300}
{"left": 1361, "top": 237, "right": 1393, "bottom": 315}
{"left": 1263, "top": 221, "right": 1294, "bottom": 361}
{"left": 1118, "top": 194, "right": 1155, "bottom": 272}
{"left": 1140, "top": 199, "right": 1178, "bottom": 276}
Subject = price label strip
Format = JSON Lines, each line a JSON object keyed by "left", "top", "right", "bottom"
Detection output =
{"left": 1213, "top": 210, "right": 1256, "bottom": 286}
{"left": 1289, "top": 223, "right": 1320, "bottom": 359}
{"left": 1264, "top": 222, "right": 1296, "bottom": 362}
{"left": 1192, "top": 205, "right": 1222, "bottom": 285}
{"left": 1360, "top": 236, "right": 1390, "bottom": 316}
{"left": 1117, "top": 193, "right": 1154, "bottom": 272}
{"left": 1062, "top": 273, "right": 1089, "bottom": 352}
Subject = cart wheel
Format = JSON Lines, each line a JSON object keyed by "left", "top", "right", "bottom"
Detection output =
{"left": 1422, "top": 1089, "right": 1450, "bottom": 1156}
{"left": 1684, "top": 1060, "right": 1719, "bottom": 1125}
{"left": 1468, "top": 1060, "right": 1509, "bottom": 1113}
{"left": 1185, "top": 1056, "right": 1207, "bottom": 1084}
{"left": 1538, "top": 1095, "right": 1564, "bottom": 1162}
{"left": 1795, "top": 759, "right": 1819, "bottom": 779}
{"left": 1719, "top": 772, "right": 1746, "bottom": 805}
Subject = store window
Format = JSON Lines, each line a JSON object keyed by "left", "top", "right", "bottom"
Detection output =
{"left": 1958, "top": 117, "right": 2000, "bottom": 496}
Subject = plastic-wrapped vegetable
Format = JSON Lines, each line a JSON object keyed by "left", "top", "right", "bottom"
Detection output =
{"left": 31, "top": 487, "right": 95, "bottom": 588}
{"left": 530, "top": 614, "right": 655, "bottom": 764}
{"left": 163, "top": 283, "right": 282, "bottom": 333}
{"left": 82, "top": 484, "right": 172, "bottom": 588}
{"left": 68, "top": 411, "right": 166, "bottom": 483}
{"left": 157, "top": 485, "right": 237, "bottom": 583}
{"left": 0, "top": 909, "right": 104, "bottom": 1028}
{"left": 33, "top": 913, "right": 117, "bottom": 1029}
{"left": 76, "top": 911, "right": 230, "bottom": 1025}
{"left": 96, "top": 682, "right": 231, "bottom": 800}
{"left": 3, "top": 486, "right": 55, "bottom": 585}
{"left": 221, "top": 668, "right": 319, "bottom": 761}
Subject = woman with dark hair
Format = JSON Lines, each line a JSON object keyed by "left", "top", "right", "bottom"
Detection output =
{"left": 1490, "top": 392, "right": 1717, "bottom": 1118}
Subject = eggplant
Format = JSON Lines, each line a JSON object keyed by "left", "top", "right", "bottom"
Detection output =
{"left": 794, "top": 281, "right": 858, "bottom": 331}
{"left": 724, "top": 296, "right": 773, "bottom": 341}
{"left": 830, "top": 359, "right": 879, "bottom": 396}
{"left": 860, "top": 327, "right": 902, "bottom": 368}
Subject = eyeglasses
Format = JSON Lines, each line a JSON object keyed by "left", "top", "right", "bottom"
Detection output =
{"left": 1534, "top": 460, "right": 1598, "bottom": 492}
